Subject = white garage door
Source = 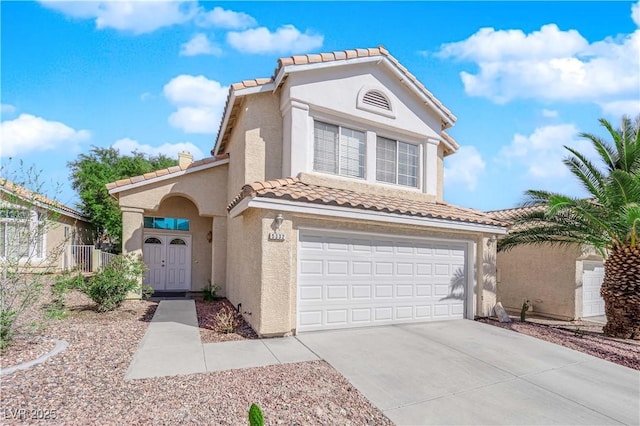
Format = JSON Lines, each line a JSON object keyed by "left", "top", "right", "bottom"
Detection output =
{"left": 583, "top": 262, "right": 605, "bottom": 317}
{"left": 297, "top": 230, "right": 469, "bottom": 332}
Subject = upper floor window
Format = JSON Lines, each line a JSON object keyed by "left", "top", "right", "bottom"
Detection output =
{"left": 376, "top": 137, "right": 419, "bottom": 187}
{"left": 313, "top": 121, "right": 365, "bottom": 179}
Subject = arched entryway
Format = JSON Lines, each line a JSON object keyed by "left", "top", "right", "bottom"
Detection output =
{"left": 141, "top": 196, "right": 212, "bottom": 292}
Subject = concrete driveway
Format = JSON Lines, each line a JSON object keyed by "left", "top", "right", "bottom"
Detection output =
{"left": 297, "top": 320, "right": 639, "bottom": 425}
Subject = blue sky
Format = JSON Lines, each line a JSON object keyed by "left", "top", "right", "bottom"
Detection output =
{"left": 1, "top": 1, "right": 639, "bottom": 212}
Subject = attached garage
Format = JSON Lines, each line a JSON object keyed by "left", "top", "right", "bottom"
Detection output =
{"left": 297, "top": 229, "right": 471, "bottom": 332}
{"left": 582, "top": 261, "right": 605, "bottom": 317}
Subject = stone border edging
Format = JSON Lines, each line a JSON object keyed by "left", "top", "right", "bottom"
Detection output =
{"left": 1, "top": 339, "right": 69, "bottom": 376}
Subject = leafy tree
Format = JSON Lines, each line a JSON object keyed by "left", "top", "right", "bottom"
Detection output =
{"left": 68, "top": 147, "right": 177, "bottom": 247}
{"left": 498, "top": 115, "right": 640, "bottom": 339}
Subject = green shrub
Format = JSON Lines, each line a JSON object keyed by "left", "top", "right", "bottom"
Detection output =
{"left": 46, "top": 270, "right": 83, "bottom": 319}
{"left": 0, "top": 310, "right": 17, "bottom": 352}
{"left": 248, "top": 403, "right": 264, "bottom": 426}
{"left": 203, "top": 281, "right": 218, "bottom": 302}
{"left": 81, "top": 254, "right": 147, "bottom": 312}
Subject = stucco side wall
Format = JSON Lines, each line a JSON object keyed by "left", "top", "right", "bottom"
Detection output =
{"left": 244, "top": 209, "right": 497, "bottom": 336}
{"left": 226, "top": 209, "right": 263, "bottom": 333}
{"left": 496, "top": 245, "right": 582, "bottom": 319}
{"left": 226, "top": 93, "right": 283, "bottom": 206}
{"left": 211, "top": 216, "right": 227, "bottom": 296}
{"left": 118, "top": 164, "right": 228, "bottom": 217}
{"left": 146, "top": 197, "right": 212, "bottom": 291}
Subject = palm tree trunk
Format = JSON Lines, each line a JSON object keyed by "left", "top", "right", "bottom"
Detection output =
{"left": 601, "top": 245, "right": 640, "bottom": 339}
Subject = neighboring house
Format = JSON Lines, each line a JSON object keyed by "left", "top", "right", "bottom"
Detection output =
{"left": 488, "top": 206, "right": 606, "bottom": 320}
{"left": 0, "top": 179, "right": 94, "bottom": 273}
{"left": 107, "top": 46, "right": 507, "bottom": 336}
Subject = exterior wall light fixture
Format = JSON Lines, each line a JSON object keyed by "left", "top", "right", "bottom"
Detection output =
{"left": 269, "top": 213, "right": 286, "bottom": 241}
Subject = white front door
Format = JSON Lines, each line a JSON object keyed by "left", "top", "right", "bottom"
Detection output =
{"left": 143, "top": 234, "right": 192, "bottom": 291}
{"left": 583, "top": 262, "right": 605, "bottom": 317}
{"left": 297, "top": 230, "right": 469, "bottom": 332}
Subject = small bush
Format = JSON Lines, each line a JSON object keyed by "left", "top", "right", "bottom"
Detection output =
{"left": 80, "top": 254, "right": 147, "bottom": 312}
{"left": 46, "top": 270, "right": 84, "bottom": 319}
{"left": 214, "top": 305, "right": 240, "bottom": 334}
{"left": 202, "top": 281, "right": 218, "bottom": 302}
{"left": 0, "top": 310, "right": 17, "bottom": 352}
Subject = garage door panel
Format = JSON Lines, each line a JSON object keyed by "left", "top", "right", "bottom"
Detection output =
{"left": 327, "top": 285, "right": 348, "bottom": 300}
{"left": 327, "top": 260, "right": 348, "bottom": 275}
{"left": 298, "top": 231, "right": 468, "bottom": 332}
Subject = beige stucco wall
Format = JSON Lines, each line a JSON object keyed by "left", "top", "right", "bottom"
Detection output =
{"left": 227, "top": 207, "right": 498, "bottom": 336}
{"left": 226, "top": 93, "right": 283, "bottom": 206}
{"left": 225, "top": 208, "right": 263, "bottom": 330}
{"left": 496, "top": 245, "right": 585, "bottom": 320}
{"left": 118, "top": 164, "right": 228, "bottom": 217}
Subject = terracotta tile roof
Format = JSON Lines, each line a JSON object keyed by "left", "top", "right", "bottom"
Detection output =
{"left": 229, "top": 177, "right": 507, "bottom": 228}
{"left": 486, "top": 205, "right": 545, "bottom": 224}
{"left": 213, "top": 45, "right": 457, "bottom": 155}
{"left": 0, "top": 178, "right": 88, "bottom": 220}
{"left": 105, "top": 154, "right": 229, "bottom": 191}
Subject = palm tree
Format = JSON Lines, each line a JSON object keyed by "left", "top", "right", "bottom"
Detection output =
{"left": 498, "top": 115, "right": 640, "bottom": 339}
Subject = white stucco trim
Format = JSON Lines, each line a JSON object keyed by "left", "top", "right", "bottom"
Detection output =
{"left": 108, "top": 158, "right": 230, "bottom": 195}
{"left": 0, "top": 187, "right": 88, "bottom": 222}
{"left": 229, "top": 196, "right": 507, "bottom": 235}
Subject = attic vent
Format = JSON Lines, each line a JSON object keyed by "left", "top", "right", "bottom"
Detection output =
{"left": 356, "top": 86, "right": 395, "bottom": 118}
{"left": 362, "top": 90, "right": 391, "bottom": 110}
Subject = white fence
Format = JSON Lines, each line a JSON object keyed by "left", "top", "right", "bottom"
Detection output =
{"left": 63, "top": 245, "right": 116, "bottom": 273}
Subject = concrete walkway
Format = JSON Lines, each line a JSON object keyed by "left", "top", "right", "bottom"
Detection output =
{"left": 125, "top": 300, "right": 317, "bottom": 380}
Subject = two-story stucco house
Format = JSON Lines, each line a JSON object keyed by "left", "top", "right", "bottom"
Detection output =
{"left": 107, "top": 47, "right": 507, "bottom": 336}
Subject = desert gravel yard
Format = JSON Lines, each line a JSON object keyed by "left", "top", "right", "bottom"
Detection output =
{"left": 1, "top": 287, "right": 391, "bottom": 425}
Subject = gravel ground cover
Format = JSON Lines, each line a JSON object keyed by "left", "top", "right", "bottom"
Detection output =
{"left": 1, "top": 281, "right": 391, "bottom": 425}
{"left": 477, "top": 318, "right": 640, "bottom": 370}
{"left": 195, "top": 300, "right": 258, "bottom": 344}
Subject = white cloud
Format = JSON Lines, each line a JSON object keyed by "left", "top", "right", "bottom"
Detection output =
{"left": 0, "top": 114, "right": 90, "bottom": 157}
{"left": 598, "top": 100, "right": 640, "bottom": 117}
{"left": 227, "top": 24, "right": 323, "bottom": 54}
{"left": 112, "top": 137, "right": 204, "bottom": 159}
{"left": 41, "top": 0, "right": 197, "bottom": 34}
{"left": 444, "top": 145, "right": 486, "bottom": 191}
{"left": 196, "top": 6, "right": 256, "bottom": 29}
{"left": 632, "top": 1, "right": 640, "bottom": 26}
{"left": 497, "top": 124, "right": 595, "bottom": 179}
{"left": 437, "top": 20, "right": 640, "bottom": 111}
{"left": 542, "top": 109, "right": 558, "bottom": 118}
{"left": 180, "top": 33, "right": 222, "bottom": 56}
{"left": 163, "top": 75, "right": 228, "bottom": 134}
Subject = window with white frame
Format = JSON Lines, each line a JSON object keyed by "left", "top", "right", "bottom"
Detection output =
{"left": 313, "top": 121, "right": 366, "bottom": 178}
{"left": 376, "top": 136, "right": 419, "bottom": 187}
{"left": 0, "top": 207, "right": 44, "bottom": 259}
